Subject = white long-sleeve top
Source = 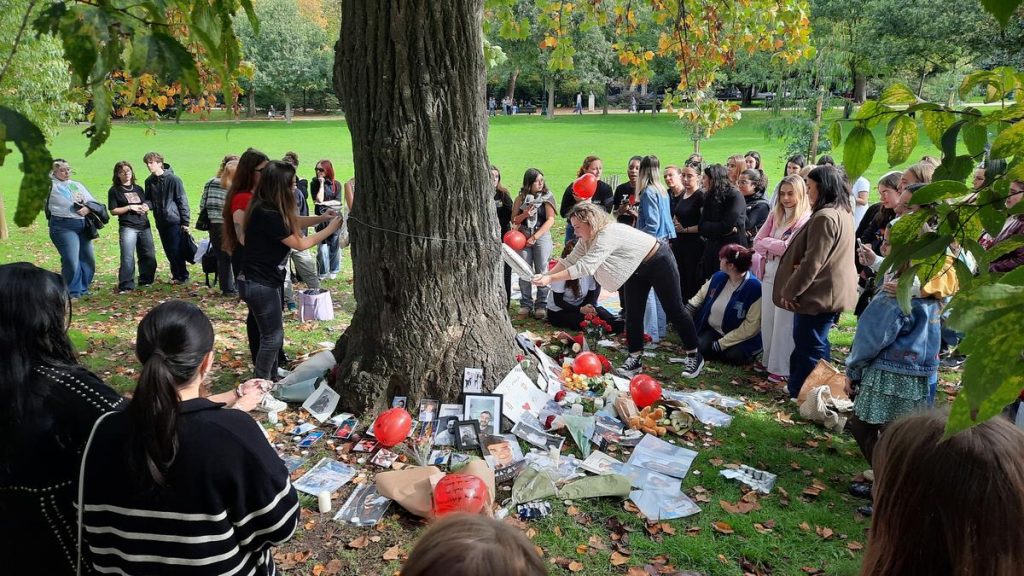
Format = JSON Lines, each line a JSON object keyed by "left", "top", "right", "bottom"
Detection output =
{"left": 561, "top": 222, "right": 657, "bottom": 291}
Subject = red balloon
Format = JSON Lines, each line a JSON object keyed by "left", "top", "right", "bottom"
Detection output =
{"left": 629, "top": 374, "right": 662, "bottom": 408}
{"left": 433, "top": 474, "right": 490, "bottom": 517}
{"left": 573, "top": 352, "right": 603, "bottom": 377}
{"left": 503, "top": 230, "right": 527, "bottom": 251}
{"left": 373, "top": 408, "right": 413, "bottom": 448}
{"left": 572, "top": 173, "right": 598, "bottom": 200}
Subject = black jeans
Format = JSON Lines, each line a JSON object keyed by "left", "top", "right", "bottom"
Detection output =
{"left": 697, "top": 327, "right": 752, "bottom": 365}
{"left": 157, "top": 223, "right": 189, "bottom": 282}
{"left": 622, "top": 242, "right": 698, "bottom": 352}
{"left": 208, "top": 225, "right": 235, "bottom": 294}
{"left": 242, "top": 280, "right": 284, "bottom": 379}
{"left": 117, "top": 225, "right": 157, "bottom": 290}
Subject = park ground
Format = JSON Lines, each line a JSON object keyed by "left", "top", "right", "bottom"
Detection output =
{"left": 0, "top": 113, "right": 961, "bottom": 575}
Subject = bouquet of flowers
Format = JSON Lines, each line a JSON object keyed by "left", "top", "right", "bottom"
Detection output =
{"left": 398, "top": 426, "right": 434, "bottom": 466}
{"left": 537, "top": 331, "right": 587, "bottom": 362}
{"left": 560, "top": 353, "right": 614, "bottom": 393}
{"left": 579, "top": 313, "right": 613, "bottom": 344}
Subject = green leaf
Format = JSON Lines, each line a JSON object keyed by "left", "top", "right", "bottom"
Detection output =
{"left": 933, "top": 155, "right": 974, "bottom": 183}
{"left": 962, "top": 121, "right": 988, "bottom": 157}
{"left": 979, "top": 203, "right": 1007, "bottom": 237}
{"left": 910, "top": 181, "right": 969, "bottom": 205}
{"left": 990, "top": 120, "right": 1024, "bottom": 160}
{"left": 895, "top": 263, "right": 922, "bottom": 313}
{"left": 129, "top": 32, "right": 200, "bottom": 92}
{"left": 983, "top": 238, "right": 1024, "bottom": 268}
{"left": 0, "top": 106, "right": 55, "bottom": 226}
{"left": 941, "top": 120, "right": 966, "bottom": 160}
{"left": 879, "top": 83, "right": 917, "bottom": 106}
{"left": 886, "top": 115, "right": 918, "bottom": 166}
{"left": 945, "top": 286, "right": 1024, "bottom": 435}
{"left": 828, "top": 121, "right": 842, "bottom": 147}
{"left": 83, "top": 84, "right": 112, "bottom": 156}
{"left": 922, "top": 109, "right": 956, "bottom": 148}
{"left": 842, "top": 125, "right": 875, "bottom": 181}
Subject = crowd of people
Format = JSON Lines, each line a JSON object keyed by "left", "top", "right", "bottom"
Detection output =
{"left": 18, "top": 143, "right": 1024, "bottom": 573}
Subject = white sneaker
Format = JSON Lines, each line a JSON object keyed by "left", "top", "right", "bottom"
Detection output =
{"left": 258, "top": 393, "right": 288, "bottom": 413}
{"left": 328, "top": 273, "right": 338, "bottom": 280}
{"left": 276, "top": 367, "right": 291, "bottom": 379}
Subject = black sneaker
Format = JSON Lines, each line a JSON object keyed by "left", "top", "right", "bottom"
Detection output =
{"left": 616, "top": 354, "right": 643, "bottom": 378}
{"left": 939, "top": 354, "right": 966, "bottom": 370}
{"left": 680, "top": 352, "right": 705, "bottom": 379}
{"left": 849, "top": 482, "right": 872, "bottom": 499}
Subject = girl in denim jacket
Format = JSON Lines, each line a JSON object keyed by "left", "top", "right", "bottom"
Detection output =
{"left": 845, "top": 225, "right": 947, "bottom": 464}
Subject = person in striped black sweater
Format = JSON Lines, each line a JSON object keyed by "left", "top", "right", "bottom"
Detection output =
{"left": 81, "top": 300, "right": 298, "bottom": 575}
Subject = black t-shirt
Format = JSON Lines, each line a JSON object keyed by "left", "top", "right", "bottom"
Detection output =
{"left": 613, "top": 182, "right": 637, "bottom": 226}
{"left": 107, "top": 184, "right": 150, "bottom": 229}
{"left": 243, "top": 207, "right": 292, "bottom": 288}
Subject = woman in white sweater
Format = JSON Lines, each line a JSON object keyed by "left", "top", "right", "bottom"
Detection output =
{"left": 533, "top": 203, "right": 704, "bottom": 378}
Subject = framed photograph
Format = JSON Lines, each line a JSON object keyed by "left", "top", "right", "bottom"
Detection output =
{"left": 454, "top": 420, "right": 481, "bottom": 451}
{"left": 463, "top": 393, "right": 502, "bottom": 436}
{"left": 333, "top": 418, "right": 359, "bottom": 440}
{"left": 462, "top": 367, "right": 484, "bottom": 393}
{"left": 439, "top": 403, "right": 463, "bottom": 418}
{"left": 433, "top": 415, "right": 459, "bottom": 446}
{"left": 417, "top": 399, "right": 439, "bottom": 422}
{"left": 302, "top": 383, "right": 340, "bottom": 423}
{"left": 391, "top": 396, "right": 408, "bottom": 409}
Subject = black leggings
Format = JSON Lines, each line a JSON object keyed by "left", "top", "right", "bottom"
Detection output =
{"left": 622, "top": 243, "right": 698, "bottom": 352}
{"left": 696, "top": 327, "right": 753, "bottom": 365}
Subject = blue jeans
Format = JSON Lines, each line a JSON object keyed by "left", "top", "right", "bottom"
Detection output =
{"left": 518, "top": 234, "right": 553, "bottom": 310}
{"left": 788, "top": 311, "right": 835, "bottom": 398}
{"left": 49, "top": 217, "right": 95, "bottom": 297}
{"left": 117, "top": 226, "right": 157, "bottom": 291}
{"left": 241, "top": 280, "right": 284, "bottom": 379}
{"left": 317, "top": 232, "right": 341, "bottom": 276}
{"left": 157, "top": 224, "right": 189, "bottom": 282}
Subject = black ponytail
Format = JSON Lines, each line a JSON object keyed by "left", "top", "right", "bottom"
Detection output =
{"left": 128, "top": 300, "right": 215, "bottom": 487}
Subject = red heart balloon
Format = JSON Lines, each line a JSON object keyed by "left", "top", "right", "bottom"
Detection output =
{"left": 433, "top": 473, "right": 490, "bottom": 517}
{"left": 572, "top": 351, "right": 603, "bottom": 377}
{"left": 572, "top": 173, "right": 597, "bottom": 200}
{"left": 503, "top": 230, "right": 527, "bottom": 251}
{"left": 373, "top": 408, "right": 412, "bottom": 448}
{"left": 629, "top": 374, "right": 662, "bottom": 408}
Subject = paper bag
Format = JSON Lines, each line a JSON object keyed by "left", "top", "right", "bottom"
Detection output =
{"left": 557, "top": 474, "right": 631, "bottom": 500}
{"left": 797, "top": 359, "right": 850, "bottom": 405}
{"left": 298, "top": 288, "right": 335, "bottom": 322}
{"left": 376, "top": 466, "right": 442, "bottom": 518}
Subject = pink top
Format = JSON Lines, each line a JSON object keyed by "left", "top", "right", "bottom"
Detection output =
{"left": 752, "top": 211, "right": 810, "bottom": 278}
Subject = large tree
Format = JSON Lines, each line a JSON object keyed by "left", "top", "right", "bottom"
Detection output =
{"left": 332, "top": 0, "right": 518, "bottom": 413}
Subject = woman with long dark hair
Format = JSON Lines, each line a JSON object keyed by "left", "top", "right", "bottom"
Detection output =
{"left": 738, "top": 168, "right": 770, "bottom": 243}
{"left": 698, "top": 164, "right": 746, "bottom": 281}
{"left": 544, "top": 241, "right": 623, "bottom": 334}
{"left": 0, "top": 262, "right": 124, "bottom": 575}
{"left": 312, "top": 159, "right": 343, "bottom": 279}
{"left": 774, "top": 165, "right": 857, "bottom": 400}
{"left": 222, "top": 147, "right": 270, "bottom": 280}
{"left": 511, "top": 168, "right": 557, "bottom": 320}
{"left": 198, "top": 154, "right": 240, "bottom": 295}
{"left": 768, "top": 154, "right": 806, "bottom": 206}
{"left": 668, "top": 161, "right": 705, "bottom": 301}
{"left": 493, "top": 165, "right": 514, "bottom": 305}
{"left": 109, "top": 160, "right": 157, "bottom": 293}
{"left": 81, "top": 301, "right": 298, "bottom": 575}
{"left": 242, "top": 161, "right": 343, "bottom": 379}
{"left": 636, "top": 154, "right": 674, "bottom": 342}
{"left": 612, "top": 156, "right": 642, "bottom": 227}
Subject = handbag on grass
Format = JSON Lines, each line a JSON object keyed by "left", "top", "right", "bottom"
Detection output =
{"left": 181, "top": 228, "right": 199, "bottom": 264}
{"left": 299, "top": 288, "right": 334, "bottom": 321}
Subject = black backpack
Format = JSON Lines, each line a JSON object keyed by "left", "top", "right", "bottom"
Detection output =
{"left": 201, "top": 246, "right": 218, "bottom": 287}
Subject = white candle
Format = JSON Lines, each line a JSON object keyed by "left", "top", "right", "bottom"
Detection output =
{"left": 318, "top": 491, "right": 332, "bottom": 514}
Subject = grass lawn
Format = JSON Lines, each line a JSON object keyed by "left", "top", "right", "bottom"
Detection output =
{"left": 0, "top": 112, "right": 957, "bottom": 575}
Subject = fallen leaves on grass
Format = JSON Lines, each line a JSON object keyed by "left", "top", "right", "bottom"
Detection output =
{"left": 802, "top": 479, "right": 828, "bottom": 498}
{"left": 712, "top": 521, "right": 735, "bottom": 535}
{"left": 382, "top": 545, "right": 403, "bottom": 561}
{"left": 273, "top": 550, "right": 311, "bottom": 570}
{"left": 775, "top": 411, "right": 795, "bottom": 426}
{"left": 610, "top": 551, "right": 631, "bottom": 566}
{"left": 848, "top": 541, "right": 864, "bottom": 551}
{"left": 815, "top": 525, "right": 834, "bottom": 540}
{"left": 798, "top": 521, "right": 811, "bottom": 532}
{"left": 348, "top": 535, "right": 370, "bottom": 549}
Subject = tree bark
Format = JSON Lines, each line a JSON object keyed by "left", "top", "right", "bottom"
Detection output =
{"left": 505, "top": 68, "right": 519, "bottom": 100}
{"left": 284, "top": 94, "right": 292, "bottom": 123}
{"left": 808, "top": 89, "right": 824, "bottom": 160}
{"left": 247, "top": 91, "right": 256, "bottom": 118}
{"left": 602, "top": 83, "right": 609, "bottom": 115}
{"left": 545, "top": 77, "right": 555, "bottom": 119}
{"left": 333, "top": 0, "right": 517, "bottom": 415}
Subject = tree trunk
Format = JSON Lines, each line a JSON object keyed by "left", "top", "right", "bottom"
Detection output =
{"left": 505, "top": 68, "right": 519, "bottom": 100}
{"left": 602, "top": 83, "right": 609, "bottom": 115}
{"left": 247, "top": 91, "right": 256, "bottom": 118}
{"left": 545, "top": 77, "right": 555, "bottom": 119}
{"left": 285, "top": 94, "right": 293, "bottom": 123}
{"left": 852, "top": 71, "right": 867, "bottom": 104}
{"left": 808, "top": 89, "right": 824, "bottom": 160}
{"left": 741, "top": 85, "right": 753, "bottom": 107}
{"left": 334, "top": 0, "right": 517, "bottom": 415}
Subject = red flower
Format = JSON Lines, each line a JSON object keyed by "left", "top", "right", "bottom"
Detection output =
{"left": 597, "top": 354, "right": 612, "bottom": 373}
{"left": 572, "top": 334, "right": 585, "bottom": 345}
{"left": 544, "top": 414, "right": 557, "bottom": 428}
{"left": 554, "top": 390, "right": 567, "bottom": 402}
{"left": 516, "top": 354, "right": 525, "bottom": 362}
{"left": 580, "top": 320, "right": 591, "bottom": 328}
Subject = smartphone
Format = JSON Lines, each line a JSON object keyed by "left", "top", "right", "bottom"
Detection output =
{"left": 856, "top": 239, "right": 864, "bottom": 250}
